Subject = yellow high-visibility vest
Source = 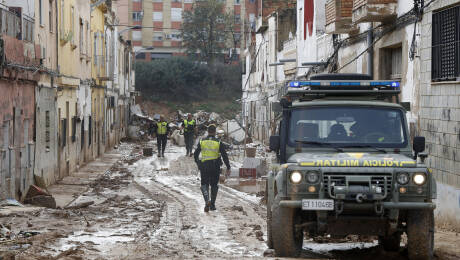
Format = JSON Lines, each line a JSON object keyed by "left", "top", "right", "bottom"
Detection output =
{"left": 200, "top": 139, "right": 220, "bottom": 162}
{"left": 157, "top": 122, "right": 167, "bottom": 135}
{"left": 184, "top": 119, "right": 196, "bottom": 132}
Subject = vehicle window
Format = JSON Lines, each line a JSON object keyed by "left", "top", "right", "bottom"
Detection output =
{"left": 288, "top": 106, "right": 407, "bottom": 148}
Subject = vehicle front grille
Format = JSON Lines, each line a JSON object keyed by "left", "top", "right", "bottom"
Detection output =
{"left": 323, "top": 172, "right": 393, "bottom": 198}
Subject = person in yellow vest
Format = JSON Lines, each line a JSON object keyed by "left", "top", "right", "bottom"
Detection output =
{"left": 181, "top": 113, "right": 196, "bottom": 157}
{"left": 194, "top": 124, "right": 231, "bottom": 212}
{"left": 153, "top": 115, "right": 170, "bottom": 158}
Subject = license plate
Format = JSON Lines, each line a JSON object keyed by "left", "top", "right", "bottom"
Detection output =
{"left": 302, "top": 199, "right": 334, "bottom": 211}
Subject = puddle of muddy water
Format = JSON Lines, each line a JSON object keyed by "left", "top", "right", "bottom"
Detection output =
{"left": 225, "top": 178, "right": 265, "bottom": 195}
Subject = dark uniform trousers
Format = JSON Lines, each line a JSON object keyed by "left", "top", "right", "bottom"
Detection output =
{"left": 157, "top": 134, "right": 167, "bottom": 155}
{"left": 198, "top": 159, "right": 221, "bottom": 205}
{"left": 184, "top": 132, "right": 194, "bottom": 155}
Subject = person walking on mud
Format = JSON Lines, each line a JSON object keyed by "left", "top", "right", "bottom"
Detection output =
{"left": 181, "top": 113, "right": 196, "bottom": 157}
{"left": 153, "top": 115, "right": 170, "bottom": 158}
{"left": 194, "top": 124, "right": 231, "bottom": 212}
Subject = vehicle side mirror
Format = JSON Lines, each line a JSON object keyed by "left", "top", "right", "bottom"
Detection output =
{"left": 269, "top": 135, "right": 280, "bottom": 152}
{"left": 413, "top": 136, "right": 425, "bottom": 154}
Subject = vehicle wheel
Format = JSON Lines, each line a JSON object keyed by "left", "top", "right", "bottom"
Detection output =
{"left": 265, "top": 181, "right": 273, "bottom": 249}
{"left": 407, "top": 210, "right": 434, "bottom": 260}
{"left": 272, "top": 196, "right": 303, "bottom": 257}
{"left": 379, "top": 232, "right": 401, "bottom": 252}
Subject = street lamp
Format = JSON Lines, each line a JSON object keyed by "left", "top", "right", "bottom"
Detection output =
{"left": 134, "top": 46, "right": 155, "bottom": 59}
{"left": 119, "top": 25, "right": 142, "bottom": 35}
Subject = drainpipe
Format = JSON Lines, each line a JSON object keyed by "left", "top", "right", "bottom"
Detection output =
{"left": 367, "top": 24, "right": 374, "bottom": 79}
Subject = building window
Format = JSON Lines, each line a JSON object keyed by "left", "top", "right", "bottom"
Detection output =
{"left": 39, "top": 0, "right": 43, "bottom": 25}
{"left": 133, "top": 0, "right": 141, "bottom": 2}
{"left": 172, "top": 0, "right": 181, "bottom": 2}
{"left": 79, "top": 18, "right": 83, "bottom": 53}
{"left": 71, "top": 6, "right": 75, "bottom": 45}
{"left": 60, "top": 0, "right": 64, "bottom": 32}
{"left": 153, "top": 32, "right": 164, "bottom": 41}
{"left": 132, "top": 30, "right": 142, "bottom": 41}
{"left": 86, "top": 22, "right": 90, "bottom": 57}
{"left": 135, "top": 52, "right": 146, "bottom": 59}
{"left": 234, "top": 14, "right": 240, "bottom": 24}
{"left": 235, "top": 0, "right": 240, "bottom": 5}
{"left": 390, "top": 48, "right": 402, "bottom": 79}
{"left": 49, "top": 0, "right": 53, "bottom": 32}
{"left": 432, "top": 5, "right": 460, "bottom": 81}
{"left": 171, "top": 8, "right": 182, "bottom": 22}
{"left": 151, "top": 53, "right": 172, "bottom": 59}
{"left": 170, "top": 32, "right": 181, "bottom": 41}
{"left": 233, "top": 32, "right": 241, "bottom": 44}
{"left": 94, "top": 33, "right": 98, "bottom": 65}
{"left": 45, "top": 111, "right": 50, "bottom": 149}
{"left": 153, "top": 11, "right": 163, "bottom": 21}
{"left": 153, "top": 0, "right": 163, "bottom": 2}
{"left": 132, "top": 11, "right": 142, "bottom": 21}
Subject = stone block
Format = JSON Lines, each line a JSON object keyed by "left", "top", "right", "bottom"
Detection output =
{"left": 448, "top": 96, "right": 458, "bottom": 108}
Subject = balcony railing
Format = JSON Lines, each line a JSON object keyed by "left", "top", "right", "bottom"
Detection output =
{"left": 0, "top": 7, "right": 21, "bottom": 39}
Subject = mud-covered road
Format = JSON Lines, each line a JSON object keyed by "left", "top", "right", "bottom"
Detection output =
{"left": 2, "top": 142, "right": 459, "bottom": 259}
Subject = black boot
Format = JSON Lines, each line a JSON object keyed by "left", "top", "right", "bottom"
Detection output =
{"left": 200, "top": 185, "right": 210, "bottom": 212}
{"left": 210, "top": 186, "right": 218, "bottom": 211}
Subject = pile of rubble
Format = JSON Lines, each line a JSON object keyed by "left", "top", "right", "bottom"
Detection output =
{"left": 130, "top": 106, "right": 248, "bottom": 145}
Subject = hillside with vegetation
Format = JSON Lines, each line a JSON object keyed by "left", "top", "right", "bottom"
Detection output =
{"left": 135, "top": 57, "right": 242, "bottom": 119}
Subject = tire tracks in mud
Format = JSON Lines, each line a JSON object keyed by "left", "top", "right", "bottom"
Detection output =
{"left": 131, "top": 152, "right": 267, "bottom": 258}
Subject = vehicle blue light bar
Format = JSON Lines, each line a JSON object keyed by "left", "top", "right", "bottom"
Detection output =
{"left": 330, "top": 82, "right": 361, "bottom": 86}
{"left": 288, "top": 81, "right": 321, "bottom": 87}
{"left": 288, "top": 80, "right": 400, "bottom": 88}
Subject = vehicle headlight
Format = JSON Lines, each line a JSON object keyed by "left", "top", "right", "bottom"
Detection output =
{"left": 397, "top": 172, "right": 410, "bottom": 185}
{"left": 290, "top": 171, "right": 302, "bottom": 184}
{"left": 413, "top": 173, "right": 426, "bottom": 185}
{"left": 306, "top": 171, "right": 319, "bottom": 183}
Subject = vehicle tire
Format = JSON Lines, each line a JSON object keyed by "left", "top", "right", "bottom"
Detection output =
{"left": 378, "top": 232, "right": 401, "bottom": 252}
{"left": 407, "top": 210, "right": 434, "bottom": 260}
{"left": 265, "top": 181, "right": 273, "bottom": 249}
{"left": 272, "top": 196, "right": 303, "bottom": 257}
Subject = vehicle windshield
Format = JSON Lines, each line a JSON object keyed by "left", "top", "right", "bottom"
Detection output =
{"left": 288, "top": 106, "right": 408, "bottom": 148}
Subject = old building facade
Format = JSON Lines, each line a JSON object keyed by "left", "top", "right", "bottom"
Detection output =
{"left": 0, "top": 0, "right": 135, "bottom": 201}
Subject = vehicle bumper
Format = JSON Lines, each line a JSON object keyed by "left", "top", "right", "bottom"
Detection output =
{"left": 279, "top": 200, "right": 436, "bottom": 210}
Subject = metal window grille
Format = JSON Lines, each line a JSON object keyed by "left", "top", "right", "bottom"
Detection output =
{"left": 432, "top": 5, "right": 460, "bottom": 81}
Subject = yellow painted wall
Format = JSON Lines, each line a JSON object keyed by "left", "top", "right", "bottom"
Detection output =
{"left": 90, "top": 4, "right": 107, "bottom": 157}
{"left": 58, "top": 0, "right": 80, "bottom": 83}
{"left": 91, "top": 5, "right": 106, "bottom": 87}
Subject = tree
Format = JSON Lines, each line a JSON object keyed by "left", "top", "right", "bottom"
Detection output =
{"left": 182, "top": 0, "right": 236, "bottom": 64}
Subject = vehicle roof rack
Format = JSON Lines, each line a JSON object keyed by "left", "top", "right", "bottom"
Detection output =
{"left": 285, "top": 79, "right": 401, "bottom": 101}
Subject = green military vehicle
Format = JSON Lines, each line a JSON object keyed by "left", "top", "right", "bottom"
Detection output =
{"left": 266, "top": 74, "right": 436, "bottom": 259}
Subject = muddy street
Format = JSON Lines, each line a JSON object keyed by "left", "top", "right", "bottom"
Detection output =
{"left": 1, "top": 142, "right": 459, "bottom": 259}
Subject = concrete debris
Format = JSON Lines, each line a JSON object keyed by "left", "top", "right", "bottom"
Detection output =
{"left": 0, "top": 199, "right": 24, "bottom": 208}
{"left": 222, "top": 119, "right": 246, "bottom": 144}
{"left": 25, "top": 185, "right": 50, "bottom": 199}
{"left": 241, "top": 158, "right": 268, "bottom": 177}
{"left": 263, "top": 249, "right": 275, "bottom": 257}
{"left": 24, "top": 195, "right": 56, "bottom": 209}
{"left": 64, "top": 201, "right": 94, "bottom": 210}
{"left": 170, "top": 130, "right": 185, "bottom": 146}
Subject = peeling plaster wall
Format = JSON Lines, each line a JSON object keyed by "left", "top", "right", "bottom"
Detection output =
{"left": 34, "top": 86, "right": 58, "bottom": 187}
{"left": 0, "top": 80, "right": 35, "bottom": 200}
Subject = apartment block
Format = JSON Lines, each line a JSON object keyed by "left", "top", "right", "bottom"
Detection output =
{"left": 125, "top": 0, "right": 258, "bottom": 61}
